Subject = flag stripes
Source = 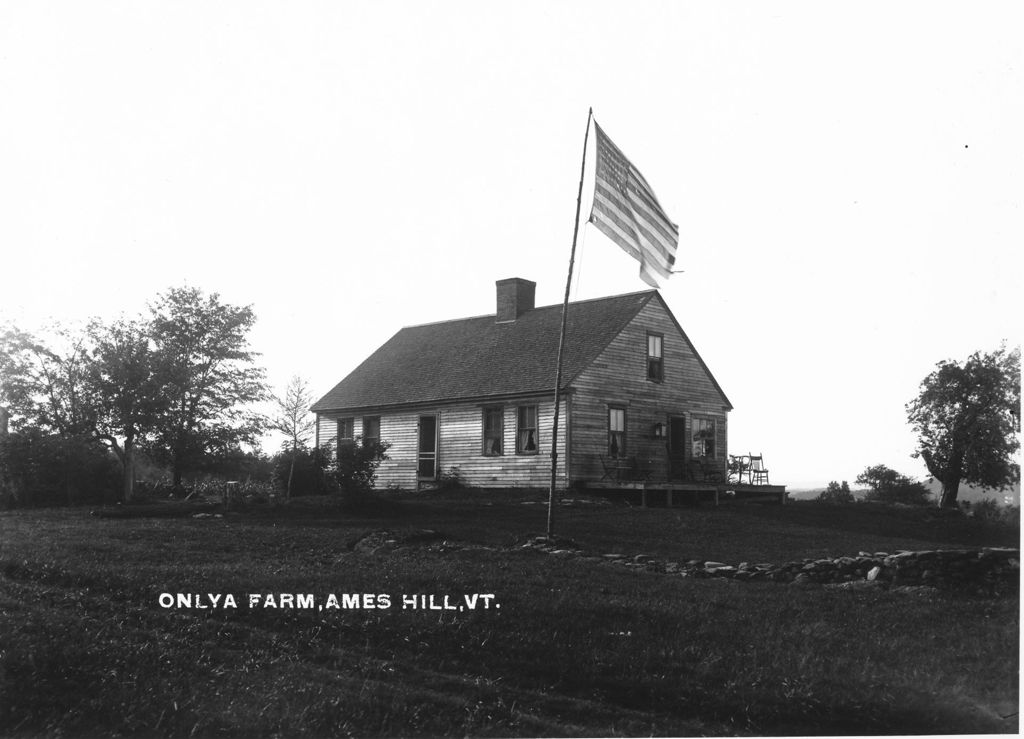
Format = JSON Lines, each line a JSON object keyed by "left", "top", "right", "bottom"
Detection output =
{"left": 588, "top": 120, "right": 679, "bottom": 288}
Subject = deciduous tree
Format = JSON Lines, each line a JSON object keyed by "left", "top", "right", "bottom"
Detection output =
{"left": 1, "top": 324, "right": 103, "bottom": 504}
{"left": 146, "top": 287, "right": 268, "bottom": 485}
{"left": 270, "top": 376, "right": 316, "bottom": 498}
{"left": 84, "top": 318, "right": 170, "bottom": 501}
{"left": 906, "top": 345, "right": 1020, "bottom": 508}
{"left": 855, "top": 464, "right": 931, "bottom": 505}
{"left": 817, "top": 480, "right": 854, "bottom": 504}
{"left": 0, "top": 324, "right": 94, "bottom": 436}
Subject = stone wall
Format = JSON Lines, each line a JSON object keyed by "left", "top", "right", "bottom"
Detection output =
{"left": 523, "top": 537, "right": 1020, "bottom": 595}
{"left": 709, "top": 548, "right": 1020, "bottom": 592}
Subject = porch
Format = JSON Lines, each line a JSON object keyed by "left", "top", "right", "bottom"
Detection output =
{"left": 580, "top": 480, "right": 788, "bottom": 507}
{"left": 583, "top": 451, "right": 784, "bottom": 506}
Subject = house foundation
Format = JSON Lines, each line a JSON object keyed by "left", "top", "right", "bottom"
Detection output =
{"left": 582, "top": 481, "right": 788, "bottom": 507}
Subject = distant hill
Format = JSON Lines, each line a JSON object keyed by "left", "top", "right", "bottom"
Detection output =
{"left": 790, "top": 480, "right": 1020, "bottom": 506}
{"left": 788, "top": 487, "right": 869, "bottom": 502}
{"left": 923, "top": 478, "right": 1019, "bottom": 506}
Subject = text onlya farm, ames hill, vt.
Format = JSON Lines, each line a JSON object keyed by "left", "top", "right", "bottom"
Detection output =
{"left": 157, "top": 592, "right": 500, "bottom": 612}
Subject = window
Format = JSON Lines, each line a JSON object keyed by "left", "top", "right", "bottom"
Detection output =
{"left": 362, "top": 416, "right": 380, "bottom": 446}
{"left": 608, "top": 407, "right": 626, "bottom": 457}
{"left": 336, "top": 417, "right": 355, "bottom": 456}
{"left": 647, "top": 333, "right": 664, "bottom": 381}
{"left": 482, "top": 407, "right": 503, "bottom": 456}
{"left": 691, "top": 417, "right": 716, "bottom": 458}
{"left": 516, "top": 405, "right": 539, "bottom": 454}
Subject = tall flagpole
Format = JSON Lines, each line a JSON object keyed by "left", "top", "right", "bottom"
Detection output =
{"left": 547, "top": 107, "right": 593, "bottom": 539}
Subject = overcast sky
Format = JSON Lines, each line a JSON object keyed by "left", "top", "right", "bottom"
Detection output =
{"left": 1, "top": 2, "right": 1020, "bottom": 489}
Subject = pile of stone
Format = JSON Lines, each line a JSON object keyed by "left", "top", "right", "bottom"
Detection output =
{"left": 521, "top": 536, "right": 1019, "bottom": 595}
{"left": 351, "top": 528, "right": 500, "bottom": 555}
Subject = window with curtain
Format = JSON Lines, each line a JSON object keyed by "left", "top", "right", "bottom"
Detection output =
{"left": 608, "top": 406, "right": 626, "bottom": 457}
{"left": 516, "top": 406, "right": 538, "bottom": 454}
{"left": 483, "top": 407, "right": 503, "bottom": 455}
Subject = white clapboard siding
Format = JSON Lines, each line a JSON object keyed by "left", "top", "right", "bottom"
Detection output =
{"left": 569, "top": 299, "right": 729, "bottom": 481}
{"left": 433, "top": 401, "right": 566, "bottom": 489}
{"left": 316, "top": 400, "right": 566, "bottom": 490}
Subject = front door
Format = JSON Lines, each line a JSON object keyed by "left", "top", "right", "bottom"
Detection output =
{"left": 417, "top": 415, "right": 438, "bottom": 479}
{"left": 668, "top": 416, "right": 687, "bottom": 480}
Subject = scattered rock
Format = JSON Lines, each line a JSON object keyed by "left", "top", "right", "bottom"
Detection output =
{"left": 706, "top": 565, "right": 736, "bottom": 575}
{"left": 825, "top": 580, "right": 883, "bottom": 591}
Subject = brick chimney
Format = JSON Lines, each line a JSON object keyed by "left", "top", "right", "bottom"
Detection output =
{"left": 495, "top": 278, "right": 536, "bottom": 323}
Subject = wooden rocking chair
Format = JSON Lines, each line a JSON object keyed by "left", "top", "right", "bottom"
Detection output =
{"left": 748, "top": 453, "right": 770, "bottom": 485}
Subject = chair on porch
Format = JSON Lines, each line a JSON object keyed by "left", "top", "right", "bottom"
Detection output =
{"left": 728, "top": 455, "right": 750, "bottom": 484}
{"left": 748, "top": 453, "right": 770, "bottom": 485}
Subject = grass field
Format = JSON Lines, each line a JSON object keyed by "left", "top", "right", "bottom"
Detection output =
{"left": 0, "top": 493, "right": 1018, "bottom": 737}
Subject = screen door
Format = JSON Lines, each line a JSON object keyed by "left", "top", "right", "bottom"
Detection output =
{"left": 417, "top": 415, "right": 438, "bottom": 479}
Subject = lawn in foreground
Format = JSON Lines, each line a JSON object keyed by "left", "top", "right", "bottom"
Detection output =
{"left": 0, "top": 496, "right": 1018, "bottom": 736}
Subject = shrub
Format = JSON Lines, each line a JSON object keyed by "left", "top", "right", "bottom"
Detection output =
{"left": 962, "top": 497, "right": 1021, "bottom": 527}
{"left": 438, "top": 465, "right": 465, "bottom": 491}
{"left": 0, "top": 430, "right": 120, "bottom": 507}
{"left": 271, "top": 446, "right": 333, "bottom": 497}
{"left": 330, "top": 439, "right": 390, "bottom": 508}
{"left": 856, "top": 464, "right": 933, "bottom": 505}
{"left": 817, "top": 480, "right": 854, "bottom": 504}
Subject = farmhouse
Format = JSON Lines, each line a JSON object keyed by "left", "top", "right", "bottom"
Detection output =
{"left": 311, "top": 278, "right": 773, "bottom": 500}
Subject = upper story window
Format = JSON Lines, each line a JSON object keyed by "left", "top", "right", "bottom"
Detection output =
{"left": 647, "top": 333, "right": 664, "bottom": 381}
{"left": 362, "top": 416, "right": 381, "bottom": 446}
{"left": 691, "top": 417, "right": 717, "bottom": 458}
{"left": 337, "top": 417, "right": 354, "bottom": 442}
{"left": 516, "top": 405, "right": 539, "bottom": 454}
{"left": 608, "top": 406, "right": 626, "bottom": 457}
{"left": 483, "top": 407, "right": 503, "bottom": 456}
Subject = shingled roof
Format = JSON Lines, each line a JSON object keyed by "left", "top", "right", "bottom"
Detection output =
{"left": 311, "top": 290, "right": 664, "bottom": 413}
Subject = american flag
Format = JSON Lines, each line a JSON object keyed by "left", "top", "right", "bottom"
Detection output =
{"left": 589, "top": 120, "right": 679, "bottom": 288}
